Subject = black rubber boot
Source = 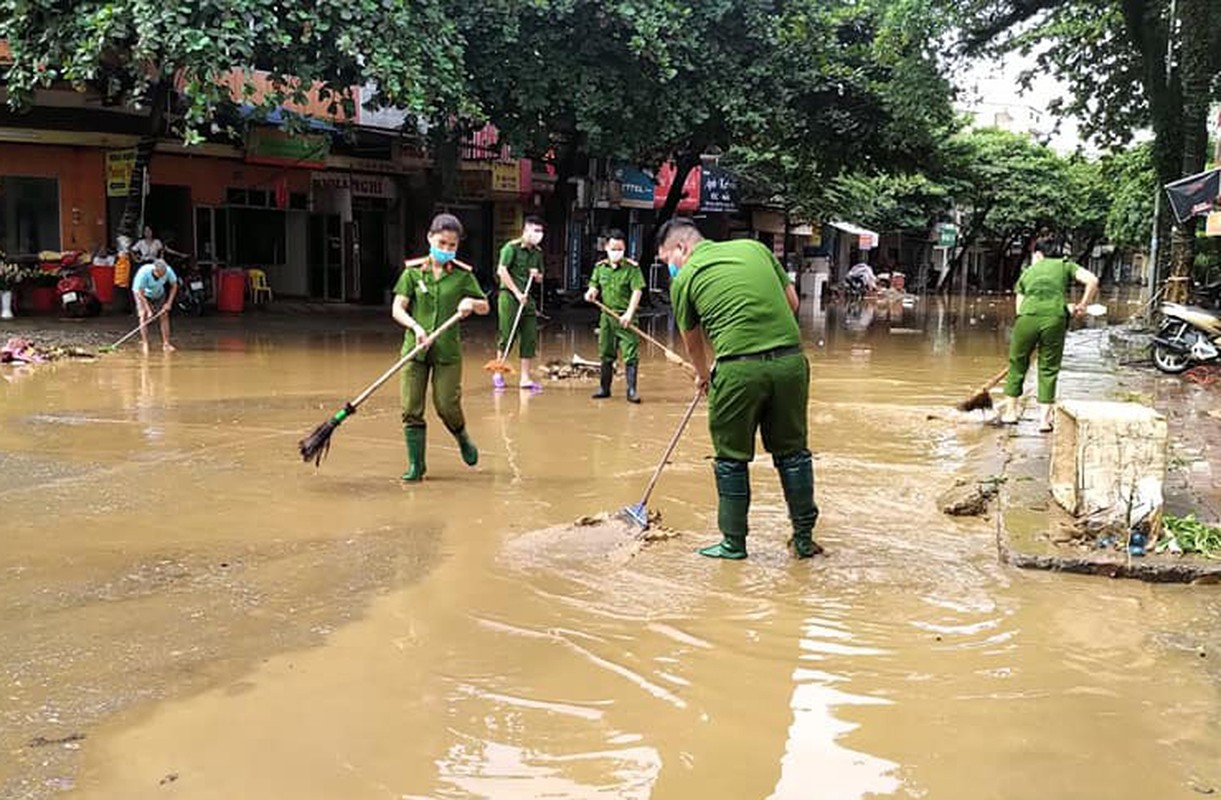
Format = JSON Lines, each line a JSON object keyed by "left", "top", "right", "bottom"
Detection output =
{"left": 699, "top": 459, "right": 749, "bottom": 559}
{"left": 402, "top": 426, "right": 427, "bottom": 482}
{"left": 592, "top": 360, "right": 613, "bottom": 399}
{"left": 774, "top": 449, "right": 822, "bottom": 558}
{"left": 625, "top": 362, "right": 641, "bottom": 403}
{"left": 454, "top": 428, "right": 478, "bottom": 466}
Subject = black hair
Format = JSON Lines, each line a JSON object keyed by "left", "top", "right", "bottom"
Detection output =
{"left": 1033, "top": 237, "right": 1062, "bottom": 257}
{"left": 605, "top": 228, "right": 626, "bottom": 244}
{"left": 429, "top": 213, "right": 464, "bottom": 237}
{"left": 524, "top": 214, "right": 546, "bottom": 229}
{"left": 655, "top": 217, "right": 702, "bottom": 247}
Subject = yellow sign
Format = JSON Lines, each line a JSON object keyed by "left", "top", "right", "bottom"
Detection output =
{"left": 106, "top": 148, "right": 137, "bottom": 197}
{"left": 1206, "top": 211, "right": 1221, "bottom": 237}
{"left": 492, "top": 161, "right": 520, "bottom": 194}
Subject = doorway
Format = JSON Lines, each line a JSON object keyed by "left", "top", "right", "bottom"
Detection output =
{"left": 308, "top": 214, "right": 345, "bottom": 301}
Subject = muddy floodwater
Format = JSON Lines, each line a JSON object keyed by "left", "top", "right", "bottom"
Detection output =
{"left": 2, "top": 295, "right": 1218, "bottom": 799}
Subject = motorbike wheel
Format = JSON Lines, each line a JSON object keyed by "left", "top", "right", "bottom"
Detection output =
{"left": 1152, "top": 342, "right": 1191, "bottom": 374}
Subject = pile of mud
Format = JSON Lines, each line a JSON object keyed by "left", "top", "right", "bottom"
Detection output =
{"left": 503, "top": 511, "right": 681, "bottom": 566}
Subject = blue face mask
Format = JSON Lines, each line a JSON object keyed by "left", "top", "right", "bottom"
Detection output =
{"left": 668, "top": 263, "right": 680, "bottom": 279}
{"left": 430, "top": 246, "right": 456, "bottom": 264}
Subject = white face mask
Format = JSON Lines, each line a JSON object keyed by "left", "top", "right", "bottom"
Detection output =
{"left": 524, "top": 229, "right": 543, "bottom": 246}
{"left": 606, "top": 248, "right": 625, "bottom": 263}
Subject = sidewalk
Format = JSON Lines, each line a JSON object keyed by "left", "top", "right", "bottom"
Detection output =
{"left": 996, "top": 325, "right": 1221, "bottom": 583}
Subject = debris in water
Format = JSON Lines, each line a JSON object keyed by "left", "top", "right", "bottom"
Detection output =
{"left": 28, "top": 732, "right": 85, "bottom": 748}
{"left": 543, "top": 353, "right": 607, "bottom": 381}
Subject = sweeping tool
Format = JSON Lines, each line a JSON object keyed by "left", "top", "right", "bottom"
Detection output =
{"left": 299, "top": 310, "right": 464, "bottom": 467}
{"left": 621, "top": 390, "right": 703, "bottom": 530}
{"left": 589, "top": 298, "right": 694, "bottom": 372}
{"left": 98, "top": 305, "right": 171, "bottom": 352}
{"left": 484, "top": 274, "right": 535, "bottom": 376}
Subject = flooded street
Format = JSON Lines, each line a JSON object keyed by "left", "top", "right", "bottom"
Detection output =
{"left": 2, "top": 295, "right": 1219, "bottom": 799}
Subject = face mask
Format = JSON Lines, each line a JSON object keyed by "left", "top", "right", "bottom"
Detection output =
{"left": 668, "top": 263, "right": 680, "bottom": 279}
{"left": 606, "top": 249, "right": 625, "bottom": 263}
{"left": 525, "top": 230, "right": 543, "bottom": 246}
{"left": 430, "top": 246, "right": 456, "bottom": 264}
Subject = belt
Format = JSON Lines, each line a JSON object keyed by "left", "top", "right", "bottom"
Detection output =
{"left": 716, "top": 344, "right": 802, "bottom": 364}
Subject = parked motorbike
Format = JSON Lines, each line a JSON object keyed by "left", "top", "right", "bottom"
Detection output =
{"left": 56, "top": 263, "right": 101, "bottom": 317}
{"left": 175, "top": 265, "right": 208, "bottom": 317}
{"left": 1151, "top": 302, "right": 1221, "bottom": 374}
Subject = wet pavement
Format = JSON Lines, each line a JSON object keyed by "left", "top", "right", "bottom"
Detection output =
{"left": 2, "top": 292, "right": 1219, "bottom": 799}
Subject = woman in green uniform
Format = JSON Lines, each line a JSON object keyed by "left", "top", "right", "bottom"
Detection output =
{"left": 392, "top": 213, "right": 490, "bottom": 481}
{"left": 1000, "top": 237, "right": 1099, "bottom": 432}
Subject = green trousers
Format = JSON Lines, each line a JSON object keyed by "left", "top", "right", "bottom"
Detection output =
{"left": 401, "top": 353, "right": 465, "bottom": 433}
{"left": 708, "top": 352, "right": 809, "bottom": 462}
{"left": 1005, "top": 313, "right": 1067, "bottom": 403}
{"left": 497, "top": 292, "right": 538, "bottom": 359}
{"left": 597, "top": 316, "right": 640, "bottom": 364}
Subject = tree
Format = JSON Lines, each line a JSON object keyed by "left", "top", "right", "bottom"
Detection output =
{"left": 1100, "top": 142, "right": 1157, "bottom": 250}
{"left": 1, "top": 0, "right": 471, "bottom": 236}
{"left": 955, "top": 0, "right": 1221, "bottom": 301}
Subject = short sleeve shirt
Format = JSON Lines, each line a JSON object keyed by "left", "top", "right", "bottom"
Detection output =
{"left": 670, "top": 239, "right": 799, "bottom": 358}
{"left": 1015, "top": 258, "right": 1079, "bottom": 317}
{"left": 394, "top": 259, "right": 486, "bottom": 364}
{"left": 589, "top": 259, "right": 646, "bottom": 313}
{"left": 132, "top": 263, "right": 178, "bottom": 299}
{"left": 498, "top": 240, "right": 544, "bottom": 290}
{"left": 132, "top": 239, "right": 163, "bottom": 262}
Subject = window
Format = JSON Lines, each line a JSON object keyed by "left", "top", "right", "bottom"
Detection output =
{"left": 0, "top": 176, "right": 60, "bottom": 254}
{"left": 230, "top": 208, "right": 285, "bottom": 265}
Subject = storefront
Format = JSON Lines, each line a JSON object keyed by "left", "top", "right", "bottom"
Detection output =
{"left": 0, "top": 141, "right": 110, "bottom": 255}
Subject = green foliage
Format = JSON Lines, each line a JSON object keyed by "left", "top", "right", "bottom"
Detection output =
{"left": 0, "top": 0, "right": 472, "bottom": 137}
{"left": 1157, "top": 514, "right": 1221, "bottom": 558}
{"left": 1100, "top": 143, "right": 1157, "bottom": 249}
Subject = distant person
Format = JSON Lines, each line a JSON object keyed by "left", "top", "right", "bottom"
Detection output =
{"left": 132, "top": 226, "right": 186, "bottom": 264}
{"left": 392, "top": 213, "right": 490, "bottom": 481}
{"left": 847, "top": 262, "right": 878, "bottom": 292}
{"left": 131, "top": 258, "right": 179, "bottom": 354}
{"left": 494, "top": 216, "right": 545, "bottom": 391}
{"left": 585, "top": 229, "right": 645, "bottom": 402}
{"left": 659, "top": 217, "right": 821, "bottom": 560}
{"left": 999, "top": 238, "right": 1099, "bottom": 432}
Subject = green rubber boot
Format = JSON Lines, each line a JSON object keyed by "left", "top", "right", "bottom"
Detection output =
{"left": 401, "top": 426, "right": 427, "bottom": 482}
{"left": 775, "top": 449, "right": 822, "bottom": 558}
{"left": 699, "top": 459, "right": 750, "bottom": 559}
{"left": 454, "top": 428, "right": 479, "bottom": 466}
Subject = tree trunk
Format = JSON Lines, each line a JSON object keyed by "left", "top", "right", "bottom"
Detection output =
{"left": 1164, "top": 0, "right": 1211, "bottom": 302}
{"left": 638, "top": 148, "right": 701, "bottom": 271}
{"left": 116, "top": 80, "right": 171, "bottom": 241}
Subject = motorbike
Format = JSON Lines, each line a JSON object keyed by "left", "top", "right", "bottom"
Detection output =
{"left": 56, "top": 261, "right": 102, "bottom": 317}
{"left": 175, "top": 264, "right": 208, "bottom": 317}
{"left": 1151, "top": 302, "right": 1221, "bottom": 374}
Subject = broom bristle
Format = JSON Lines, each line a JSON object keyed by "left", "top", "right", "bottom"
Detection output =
{"left": 299, "top": 417, "right": 340, "bottom": 466}
{"left": 483, "top": 359, "right": 516, "bottom": 375}
{"left": 956, "top": 390, "right": 994, "bottom": 413}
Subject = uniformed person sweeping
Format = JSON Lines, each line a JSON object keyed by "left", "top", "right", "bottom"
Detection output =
{"left": 493, "top": 215, "right": 546, "bottom": 391}
{"left": 1000, "top": 237, "right": 1099, "bottom": 432}
{"left": 392, "top": 213, "right": 490, "bottom": 481}
{"left": 658, "top": 217, "right": 821, "bottom": 559}
{"left": 584, "top": 229, "right": 646, "bottom": 402}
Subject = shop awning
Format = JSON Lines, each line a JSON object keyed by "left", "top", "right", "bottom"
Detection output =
{"left": 828, "top": 220, "right": 879, "bottom": 250}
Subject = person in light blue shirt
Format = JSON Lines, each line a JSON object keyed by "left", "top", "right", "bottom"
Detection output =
{"left": 131, "top": 259, "right": 179, "bottom": 353}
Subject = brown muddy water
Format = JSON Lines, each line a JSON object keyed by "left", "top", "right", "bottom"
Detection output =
{"left": 1, "top": 294, "right": 1218, "bottom": 799}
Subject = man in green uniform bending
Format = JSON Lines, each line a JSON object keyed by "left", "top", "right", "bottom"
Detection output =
{"left": 494, "top": 215, "right": 546, "bottom": 391}
{"left": 658, "top": 217, "right": 821, "bottom": 560}
{"left": 585, "top": 229, "right": 646, "bottom": 402}
{"left": 1000, "top": 237, "right": 1099, "bottom": 432}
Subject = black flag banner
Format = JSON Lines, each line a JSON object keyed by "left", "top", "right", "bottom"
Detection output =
{"left": 1165, "top": 168, "right": 1220, "bottom": 223}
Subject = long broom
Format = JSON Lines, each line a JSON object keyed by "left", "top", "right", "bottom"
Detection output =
{"left": 98, "top": 304, "right": 172, "bottom": 353}
{"left": 483, "top": 274, "right": 535, "bottom": 377}
{"left": 588, "top": 298, "right": 695, "bottom": 373}
{"left": 621, "top": 390, "right": 703, "bottom": 530}
{"left": 299, "top": 310, "right": 464, "bottom": 467}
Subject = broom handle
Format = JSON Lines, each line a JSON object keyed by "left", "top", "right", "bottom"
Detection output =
{"left": 589, "top": 298, "right": 695, "bottom": 372}
{"left": 108, "top": 303, "right": 171, "bottom": 349}
{"left": 496, "top": 274, "right": 535, "bottom": 362}
{"left": 349, "top": 311, "right": 465, "bottom": 410}
{"left": 636, "top": 390, "right": 702, "bottom": 507}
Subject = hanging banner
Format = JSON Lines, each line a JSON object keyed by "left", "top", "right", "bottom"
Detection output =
{"left": 699, "top": 165, "right": 739, "bottom": 213}
{"left": 613, "top": 164, "right": 655, "bottom": 209}
{"left": 106, "top": 148, "right": 137, "bottom": 197}
{"left": 1164, "top": 168, "right": 1220, "bottom": 223}
{"left": 653, "top": 162, "right": 701, "bottom": 213}
{"left": 491, "top": 162, "right": 520, "bottom": 194}
{"left": 246, "top": 127, "right": 330, "bottom": 168}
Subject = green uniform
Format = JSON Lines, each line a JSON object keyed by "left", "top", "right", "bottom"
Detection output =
{"left": 589, "top": 258, "right": 645, "bottom": 363}
{"left": 671, "top": 238, "right": 820, "bottom": 560}
{"left": 393, "top": 257, "right": 484, "bottom": 480}
{"left": 1005, "top": 257, "right": 1078, "bottom": 403}
{"left": 671, "top": 239, "right": 806, "bottom": 462}
{"left": 497, "top": 239, "right": 542, "bottom": 359}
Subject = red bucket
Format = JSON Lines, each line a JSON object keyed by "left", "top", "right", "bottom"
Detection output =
{"left": 90, "top": 265, "right": 115, "bottom": 304}
{"left": 217, "top": 268, "right": 246, "bottom": 313}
